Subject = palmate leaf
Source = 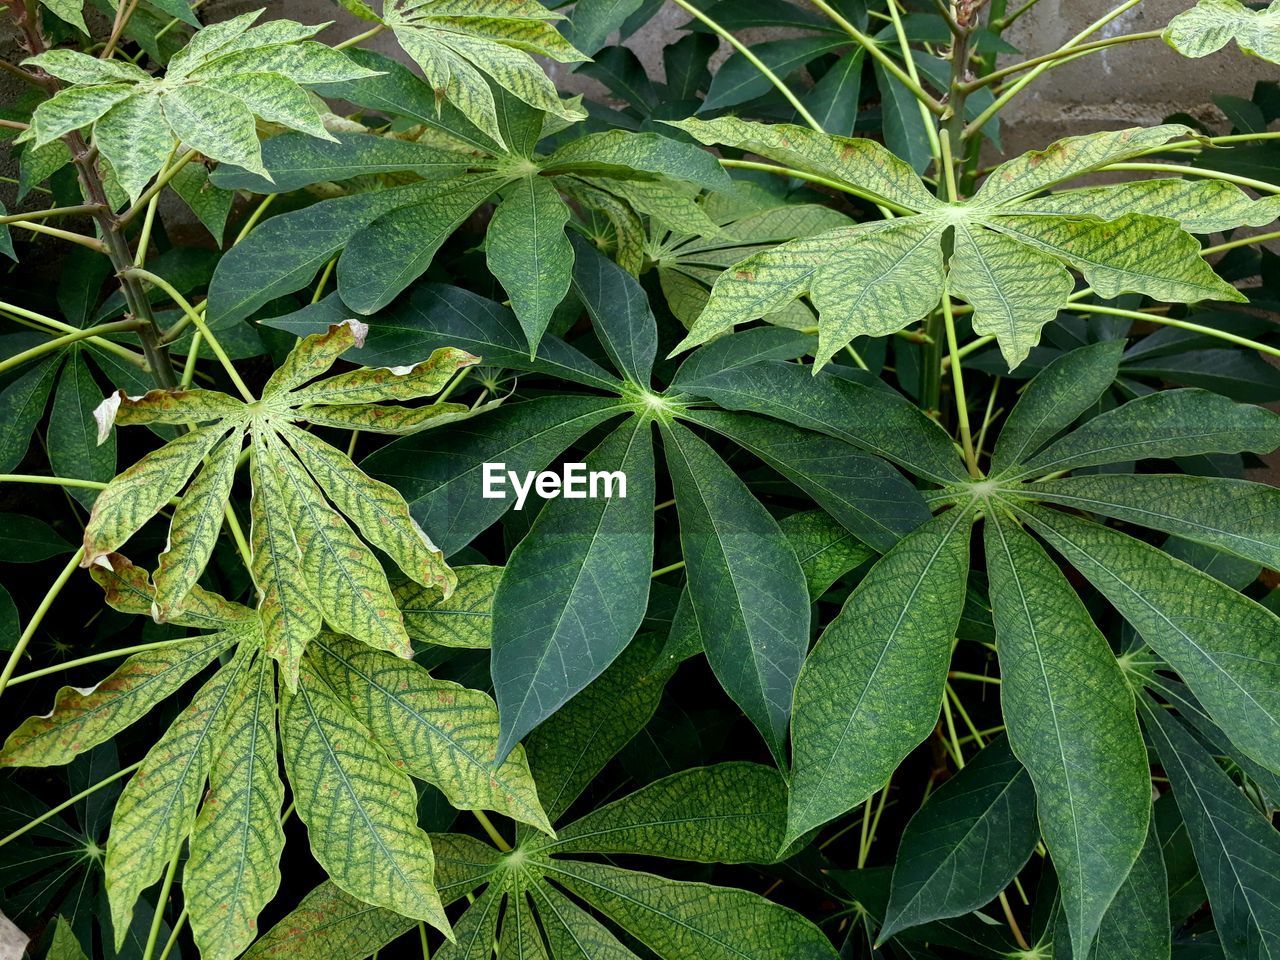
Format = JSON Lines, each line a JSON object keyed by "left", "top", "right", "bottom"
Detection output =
{"left": 665, "top": 118, "right": 1259, "bottom": 370}
{"left": 661, "top": 420, "right": 810, "bottom": 764}
{"left": 279, "top": 655, "right": 452, "bottom": 935}
{"left": 86, "top": 320, "right": 474, "bottom": 686}
{"left": 1164, "top": 0, "right": 1280, "bottom": 64}
{"left": 396, "top": 564, "right": 502, "bottom": 648}
{"left": 22, "top": 11, "right": 378, "bottom": 202}
{"left": 208, "top": 115, "right": 724, "bottom": 348}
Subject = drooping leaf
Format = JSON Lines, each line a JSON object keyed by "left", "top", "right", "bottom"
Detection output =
{"left": 880, "top": 736, "right": 1038, "bottom": 940}
{"left": 492, "top": 417, "right": 654, "bottom": 760}
{"left": 487, "top": 176, "right": 574, "bottom": 356}
{"left": 787, "top": 508, "right": 973, "bottom": 843}
{"left": 984, "top": 509, "right": 1150, "bottom": 956}
{"left": 661, "top": 420, "right": 810, "bottom": 763}
{"left": 0, "top": 632, "right": 236, "bottom": 768}
{"left": 309, "top": 632, "right": 553, "bottom": 834}
{"left": 105, "top": 647, "right": 252, "bottom": 947}
{"left": 279, "top": 656, "right": 451, "bottom": 934}
{"left": 187, "top": 655, "right": 285, "bottom": 960}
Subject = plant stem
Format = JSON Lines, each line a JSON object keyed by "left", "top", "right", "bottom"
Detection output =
{"left": 0, "top": 319, "right": 144, "bottom": 375}
{"left": 806, "top": 0, "right": 944, "bottom": 115}
{"left": 1071, "top": 302, "right": 1280, "bottom": 358}
{"left": 101, "top": 0, "right": 143, "bottom": 59}
{"left": 8, "top": 218, "right": 109, "bottom": 251}
{"left": 418, "top": 922, "right": 431, "bottom": 960}
{"left": 122, "top": 267, "right": 257, "bottom": 401}
{"left": 0, "top": 300, "right": 148, "bottom": 367}
{"left": 963, "top": 0, "right": 1143, "bottom": 138}
{"left": 941, "top": 292, "right": 980, "bottom": 477}
{"left": 0, "top": 473, "right": 107, "bottom": 490}
{"left": 0, "top": 547, "right": 85, "bottom": 702}
{"left": 473, "top": 810, "right": 512, "bottom": 851}
{"left": 0, "top": 759, "right": 144, "bottom": 849}
{"left": 941, "top": 334, "right": 995, "bottom": 369}
{"left": 964, "top": 30, "right": 1161, "bottom": 89}
{"left": 0, "top": 203, "right": 105, "bottom": 224}
{"left": 1101, "top": 162, "right": 1280, "bottom": 195}
{"left": 650, "top": 560, "right": 686, "bottom": 578}
{"left": 156, "top": 908, "right": 188, "bottom": 960}
{"left": 886, "top": 0, "right": 943, "bottom": 163}
{"left": 223, "top": 503, "right": 254, "bottom": 570}
{"left": 333, "top": 22, "right": 387, "bottom": 50}
{"left": 142, "top": 845, "right": 183, "bottom": 960}
{"left": 717, "top": 159, "right": 916, "bottom": 214}
{"left": 7, "top": 638, "right": 188, "bottom": 686}
{"left": 1202, "top": 228, "right": 1280, "bottom": 256}
{"left": 667, "top": 0, "right": 826, "bottom": 132}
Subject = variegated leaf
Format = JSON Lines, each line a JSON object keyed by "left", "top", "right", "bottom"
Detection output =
{"left": 279, "top": 657, "right": 451, "bottom": 933}
{"left": 1001, "top": 178, "right": 1280, "bottom": 233}
{"left": 249, "top": 431, "right": 323, "bottom": 690}
{"left": 949, "top": 221, "right": 1073, "bottom": 370}
{"left": 94, "top": 92, "right": 175, "bottom": 204}
{"left": 972, "top": 124, "right": 1194, "bottom": 207}
{"left": 90, "top": 553, "right": 257, "bottom": 631}
{"left": 106, "top": 647, "right": 253, "bottom": 947}
{"left": 266, "top": 429, "right": 413, "bottom": 657}
{"left": 396, "top": 565, "right": 501, "bottom": 648}
{"left": 153, "top": 426, "right": 245, "bottom": 622}
{"left": 988, "top": 212, "right": 1245, "bottom": 303}
{"left": 286, "top": 346, "right": 477, "bottom": 405}
{"left": 0, "top": 631, "right": 236, "bottom": 768}
{"left": 1164, "top": 0, "right": 1280, "bottom": 63}
{"left": 262, "top": 319, "right": 367, "bottom": 399}
{"left": 83, "top": 423, "right": 232, "bottom": 568}
{"left": 665, "top": 117, "right": 940, "bottom": 213}
{"left": 188, "top": 655, "right": 286, "bottom": 960}
{"left": 278, "top": 423, "right": 454, "bottom": 594}
{"left": 94, "top": 388, "right": 247, "bottom": 441}
{"left": 310, "top": 633, "right": 553, "bottom": 833}
{"left": 296, "top": 401, "right": 473, "bottom": 434}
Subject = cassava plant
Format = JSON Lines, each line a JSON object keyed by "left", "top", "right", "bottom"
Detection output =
{"left": 0, "top": 0, "right": 1278, "bottom": 958}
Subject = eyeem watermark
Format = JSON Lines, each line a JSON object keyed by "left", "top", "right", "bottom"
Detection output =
{"left": 482, "top": 462, "right": 627, "bottom": 510}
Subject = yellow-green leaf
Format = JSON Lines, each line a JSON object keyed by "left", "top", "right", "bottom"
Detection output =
{"left": 279, "top": 657, "right": 451, "bottom": 934}
{"left": 249, "top": 431, "right": 322, "bottom": 690}
{"left": 261, "top": 319, "right": 367, "bottom": 400}
{"left": 310, "top": 633, "right": 553, "bottom": 834}
{"left": 83, "top": 423, "right": 232, "bottom": 568}
{"left": 397, "top": 565, "right": 501, "bottom": 648}
{"left": 105, "top": 647, "right": 252, "bottom": 947}
{"left": 0, "top": 631, "right": 236, "bottom": 768}
{"left": 188, "top": 655, "right": 286, "bottom": 960}
{"left": 153, "top": 426, "right": 245, "bottom": 622}
{"left": 267, "top": 429, "right": 411, "bottom": 657}
{"left": 1164, "top": 0, "right": 1280, "bottom": 63}
{"left": 287, "top": 346, "right": 478, "bottom": 405}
